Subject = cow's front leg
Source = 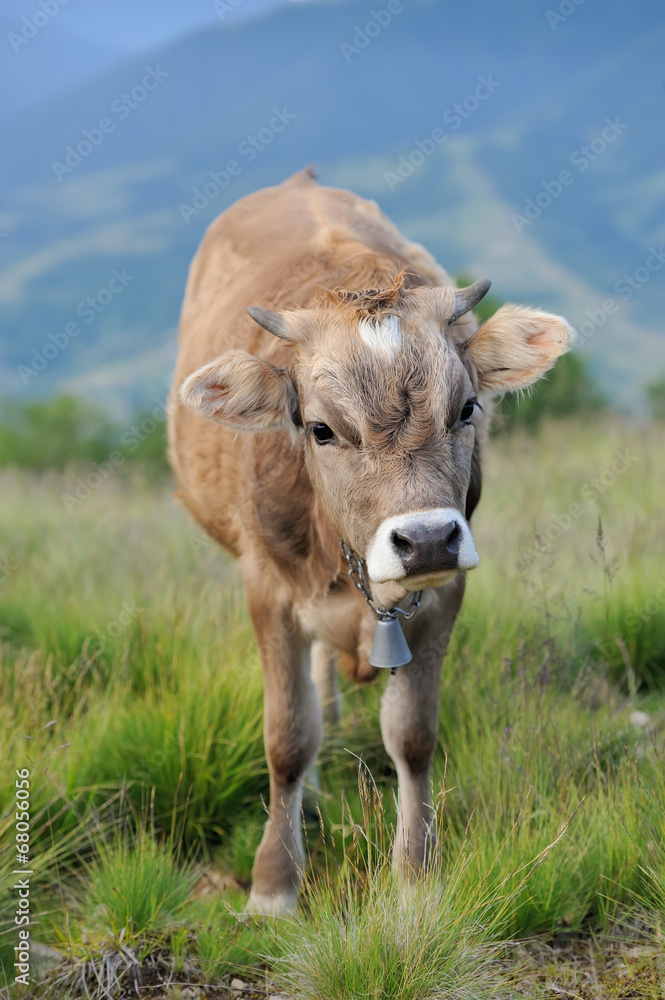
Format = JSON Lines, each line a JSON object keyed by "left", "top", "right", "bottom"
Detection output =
{"left": 246, "top": 593, "right": 323, "bottom": 914}
{"left": 380, "top": 576, "right": 465, "bottom": 871}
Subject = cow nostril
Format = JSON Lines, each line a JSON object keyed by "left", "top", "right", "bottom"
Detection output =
{"left": 391, "top": 530, "right": 414, "bottom": 554}
{"left": 445, "top": 523, "right": 462, "bottom": 555}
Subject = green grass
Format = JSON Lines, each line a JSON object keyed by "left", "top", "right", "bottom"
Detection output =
{"left": 80, "top": 831, "right": 196, "bottom": 941}
{"left": 189, "top": 893, "right": 283, "bottom": 983}
{"left": 0, "top": 415, "right": 664, "bottom": 997}
{"left": 270, "top": 769, "right": 562, "bottom": 1000}
{"left": 273, "top": 870, "right": 502, "bottom": 1000}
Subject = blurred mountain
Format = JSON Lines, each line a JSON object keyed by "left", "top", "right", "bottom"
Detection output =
{"left": 1, "top": 0, "right": 663, "bottom": 414}
{"left": 0, "top": 15, "right": 122, "bottom": 118}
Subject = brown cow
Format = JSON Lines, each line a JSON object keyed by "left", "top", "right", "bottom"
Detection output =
{"left": 169, "top": 168, "right": 573, "bottom": 914}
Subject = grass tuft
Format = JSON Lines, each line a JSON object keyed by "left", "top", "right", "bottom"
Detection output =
{"left": 80, "top": 830, "right": 196, "bottom": 941}
{"left": 274, "top": 870, "right": 503, "bottom": 1000}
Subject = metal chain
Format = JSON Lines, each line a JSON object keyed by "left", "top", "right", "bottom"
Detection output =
{"left": 339, "top": 539, "right": 422, "bottom": 621}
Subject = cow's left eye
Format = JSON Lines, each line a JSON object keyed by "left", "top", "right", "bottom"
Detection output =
{"left": 312, "top": 423, "right": 336, "bottom": 444}
{"left": 460, "top": 399, "right": 476, "bottom": 424}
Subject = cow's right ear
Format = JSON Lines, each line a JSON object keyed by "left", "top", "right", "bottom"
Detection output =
{"left": 179, "top": 349, "right": 298, "bottom": 432}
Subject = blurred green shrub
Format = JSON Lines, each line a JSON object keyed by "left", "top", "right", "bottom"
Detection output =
{"left": 0, "top": 394, "right": 169, "bottom": 476}
{"left": 0, "top": 395, "right": 114, "bottom": 469}
{"left": 646, "top": 375, "right": 665, "bottom": 420}
{"left": 493, "top": 352, "right": 607, "bottom": 434}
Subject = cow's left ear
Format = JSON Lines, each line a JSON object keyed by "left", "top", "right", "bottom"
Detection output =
{"left": 465, "top": 304, "right": 575, "bottom": 392}
{"left": 179, "top": 349, "right": 298, "bottom": 432}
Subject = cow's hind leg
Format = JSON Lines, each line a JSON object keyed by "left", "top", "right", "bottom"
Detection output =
{"left": 380, "top": 576, "right": 465, "bottom": 871}
{"left": 311, "top": 640, "right": 341, "bottom": 727}
{"left": 305, "top": 641, "right": 340, "bottom": 795}
{"left": 246, "top": 591, "right": 323, "bottom": 914}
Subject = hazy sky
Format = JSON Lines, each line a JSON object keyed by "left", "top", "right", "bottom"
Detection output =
{"left": 4, "top": 0, "right": 284, "bottom": 50}
{"left": 2, "top": 0, "right": 287, "bottom": 117}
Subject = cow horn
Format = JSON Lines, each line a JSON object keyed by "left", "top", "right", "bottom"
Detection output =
{"left": 451, "top": 279, "right": 492, "bottom": 322}
{"left": 247, "top": 306, "right": 292, "bottom": 340}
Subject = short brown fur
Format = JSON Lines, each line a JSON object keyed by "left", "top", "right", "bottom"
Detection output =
{"left": 169, "top": 169, "right": 573, "bottom": 912}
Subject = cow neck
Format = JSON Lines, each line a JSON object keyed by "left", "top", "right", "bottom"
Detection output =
{"left": 339, "top": 539, "right": 422, "bottom": 673}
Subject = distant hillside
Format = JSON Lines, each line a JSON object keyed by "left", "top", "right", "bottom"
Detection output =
{"left": 1, "top": 0, "right": 663, "bottom": 414}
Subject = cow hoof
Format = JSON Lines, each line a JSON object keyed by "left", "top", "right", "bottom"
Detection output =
{"left": 246, "top": 889, "right": 298, "bottom": 917}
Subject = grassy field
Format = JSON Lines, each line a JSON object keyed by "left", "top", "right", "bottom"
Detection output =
{"left": 1, "top": 416, "right": 664, "bottom": 999}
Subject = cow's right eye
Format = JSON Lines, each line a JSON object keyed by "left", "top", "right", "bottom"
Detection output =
{"left": 312, "top": 423, "right": 336, "bottom": 444}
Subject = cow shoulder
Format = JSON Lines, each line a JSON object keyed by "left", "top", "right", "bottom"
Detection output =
{"left": 251, "top": 433, "right": 314, "bottom": 565}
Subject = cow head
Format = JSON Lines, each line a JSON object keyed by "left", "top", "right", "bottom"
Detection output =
{"left": 180, "top": 277, "right": 573, "bottom": 595}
